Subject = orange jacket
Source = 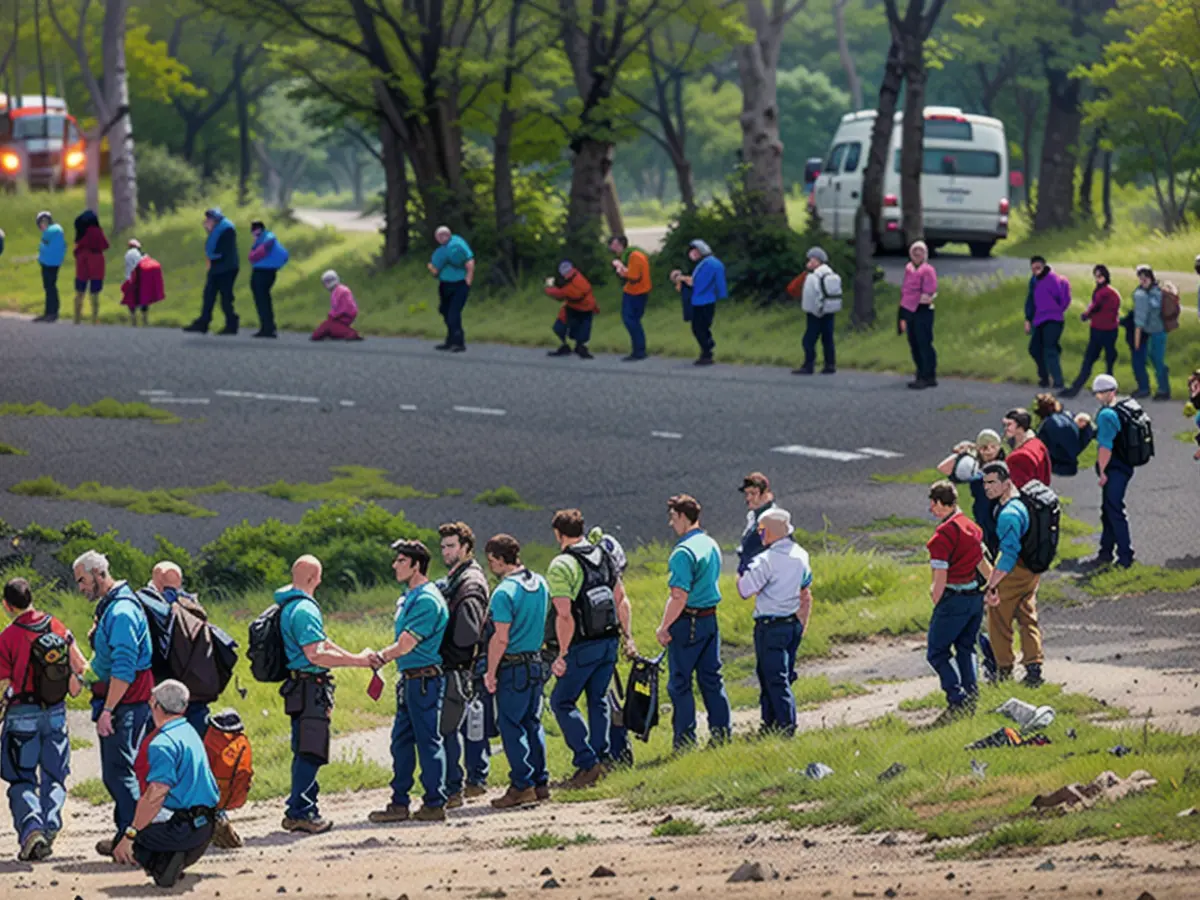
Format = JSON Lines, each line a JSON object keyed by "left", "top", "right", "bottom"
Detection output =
{"left": 621, "top": 248, "right": 651, "bottom": 295}
{"left": 545, "top": 269, "right": 598, "bottom": 319}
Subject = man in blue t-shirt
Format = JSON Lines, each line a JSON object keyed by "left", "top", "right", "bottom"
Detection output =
{"left": 369, "top": 540, "right": 451, "bottom": 824}
{"left": 657, "top": 494, "right": 732, "bottom": 750}
{"left": 111, "top": 680, "right": 220, "bottom": 888}
{"left": 428, "top": 225, "right": 475, "bottom": 352}
{"left": 1086, "top": 374, "right": 1136, "bottom": 568}
{"left": 483, "top": 533, "right": 551, "bottom": 809}
{"left": 276, "top": 556, "right": 378, "bottom": 835}
{"left": 34, "top": 211, "right": 66, "bottom": 322}
{"left": 670, "top": 239, "right": 726, "bottom": 366}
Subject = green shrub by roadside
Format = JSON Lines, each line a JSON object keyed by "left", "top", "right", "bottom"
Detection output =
{"left": 651, "top": 817, "right": 705, "bottom": 837}
{"left": 0, "top": 400, "right": 181, "bottom": 424}
{"left": 503, "top": 831, "right": 596, "bottom": 851}
{"left": 0, "top": 442, "right": 27, "bottom": 455}
{"left": 474, "top": 486, "right": 540, "bottom": 510}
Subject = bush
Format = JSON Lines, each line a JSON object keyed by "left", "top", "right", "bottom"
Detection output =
{"left": 136, "top": 144, "right": 203, "bottom": 217}
{"left": 656, "top": 167, "right": 855, "bottom": 303}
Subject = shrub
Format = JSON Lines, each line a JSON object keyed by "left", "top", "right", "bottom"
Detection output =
{"left": 136, "top": 144, "right": 203, "bottom": 217}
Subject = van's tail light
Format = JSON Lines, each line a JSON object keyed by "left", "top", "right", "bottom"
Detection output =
{"left": 0, "top": 152, "right": 19, "bottom": 174}
{"left": 999, "top": 198, "right": 1010, "bottom": 215}
{"left": 884, "top": 194, "right": 898, "bottom": 207}
{"left": 886, "top": 221, "right": 900, "bottom": 231}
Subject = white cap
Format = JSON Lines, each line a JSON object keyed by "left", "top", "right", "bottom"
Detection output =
{"left": 1091, "top": 374, "right": 1118, "bottom": 393}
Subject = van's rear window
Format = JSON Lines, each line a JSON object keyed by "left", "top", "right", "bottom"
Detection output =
{"left": 924, "top": 119, "right": 973, "bottom": 141}
{"left": 892, "top": 149, "right": 1001, "bottom": 177}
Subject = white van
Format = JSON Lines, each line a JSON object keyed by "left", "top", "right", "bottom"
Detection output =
{"left": 809, "top": 106, "right": 1009, "bottom": 257}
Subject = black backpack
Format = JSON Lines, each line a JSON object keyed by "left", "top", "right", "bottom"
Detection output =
{"left": 564, "top": 544, "right": 619, "bottom": 642}
{"left": 1112, "top": 399, "right": 1154, "bottom": 467}
{"left": 137, "top": 588, "right": 238, "bottom": 703}
{"left": 622, "top": 653, "right": 663, "bottom": 742}
{"left": 18, "top": 618, "right": 72, "bottom": 707}
{"left": 248, "top": 600, "right": 299, "bottom": 683}
{"left": 439, "top": 564, "right": 488, "bottom": 671}
{"left": 1015, "top": 480, "right": 1060, "bottom": 574}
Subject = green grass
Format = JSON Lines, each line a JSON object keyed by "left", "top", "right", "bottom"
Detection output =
{"left": 869, "top": 467, "right": 942, "bottom": 485}
{"left": 1177, "top": 430, "right": 1196, "bottom": 444}
{"left": 10, "top": 476, "right": 218, "bottom": 518}
{"left": 850, "top": 516, "right": 928, "bottom": 531}
{"left": 255, "top": 466, "right": 441, "bottom": 503}
{"left": 503, "top": 830, "right": 596, "bottom": 851}
{"left": 937, "top": 404, "right": 989, "bottom": 414}
{"left": 473, "top": 486, "right": 540, "bottom": 510}
{"left": 69, "top": 777, "right": 110, "bottom": 805}
{"left": 0, "top": 442, "right": 27, "bottom": 455}
{"left": 0, "top": 399, "right": 180, "bottom": 424}
{"left": 651, "top": 817, "right": 706, "bottom": 837}
{"left": 69, "top": 735, "right": 93, "bottom": 751}
{"left": 1080, "top": 563, "right": 1200, "bottom": 597}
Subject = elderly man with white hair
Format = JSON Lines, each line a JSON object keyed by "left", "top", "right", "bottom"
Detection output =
{"left": 899, "top": 239, "right": 939, "bottom": 390}
{"left": 427, "top": 225, "right": 475, "bottom": 352}
{"left": 111, "top": 680, "right": 220, "bottom": 887}
{"left": 74, "top": 550, "right": 155, "bottom": 857}
{"left": 735, "top": 508, "right": 813, "bottom": 737}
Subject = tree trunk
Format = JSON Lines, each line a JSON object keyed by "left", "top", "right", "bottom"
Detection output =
{"left": 565, "top": 136, "right": 613, "bottom": 261}
{"left": 602, "top": 168, "right": 624, "bottom": 239}
{"left": 350, "top": 152, "right": 364, "bottom": 208}
{"left": 103, "top": 0, "right": 136, "bottom": 233}
{"left": 673, "top": 155, "right": 696, "bottom": 210}
{"left": 1033, "top": 67, "right": 1082, "bottom": 233}
{"left": 380, "top": 120, "right": 408, "bottom": 266}
{"left": 1101, "top": 149, "right": 1113, "bottom": 231}
{"left": 493, "top": 102, "right": 517, "bottom": 283}
{"left": 235, "top": 45, "right": 251, "bottom": 206}
{"left": 834, "top": 0, "right": 864, "bottom": 109}
{"left": 852, "top": 39, "right": 904, "bottom": 328}
{"left": 736, "top": 29, "right": 787, "bottom": 223}
{"left": 899, "top": 29, "right": 926, "bottom": 249}
{"left": 84, "top": 128, "right": 101, "bottom": 214}
{"left": 1079, "top": 127, "right": 1099, "bottom": 221}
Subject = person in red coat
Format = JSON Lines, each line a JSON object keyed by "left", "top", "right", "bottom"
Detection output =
{"left": 73, "top": 210, "right": 109, "bottom": 325}
{"left": 1002, "top": 408, "right": 1052, "bottom": 487}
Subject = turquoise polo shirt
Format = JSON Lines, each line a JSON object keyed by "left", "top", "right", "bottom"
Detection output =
{"left": 431, "top": 235, "right": 473, "bottom": 282}
{"left": 668, "top": 528, "right": 723, "bottom": 608}
{"left": 1096, "top": 406, "right": 1120, "bottom": 450}
{"left": 490, "top": 569, "right": 550, "bottom": 655}
{"left": 393, "top": 582, "right": 449, "bottom": 672}
{"left": 994, "top": 498, "right": 1031, "bottom": 573}
{"left": 145, "top": 717, "right": 221, "bottom": 811}
{"left": 276, "top": 588, "right": 328, "bottom": 675}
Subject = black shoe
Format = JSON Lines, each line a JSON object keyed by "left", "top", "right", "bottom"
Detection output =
{"left": 791, "top": 366, "right": 814, "bottom": 376}
{"left": 32, "top": 314, "right": 57, "bottom": 323}
{"left": 434, "top": 343, "right": 452, "bottom": 351}
{"left": 182, "top": 321, "right": 208, "bottom": 334}
{"left": 1058, "top": 386, "right": 1080, "bottom": 398}
{"left": 1153, "top": 392, "right": 1171, "bottom": 402}
{"left": 621, "top": 354, "right": 647, "bottom": 362}
{"left": 926, "top": 379, "right": 938, "bottom": 387}
{"left": 548, "top": 345, "right": 572, "bottom": 357}
{"left": 252, "top": 330, "right": 277, "bottom": 339}
{"left": 694, "top": 356, "right": 714, "bottom": 367}
{"left": 575, "top": 344, "right": 594, "bottom": 360}
{"left": 154, "top": 851, "right": 188, "bottom": 887}
{"left": 1076, "top": 555, "right": 1114, "bottom": 571}
{"left": 1130, "top": 389, "right": 1151, "bottom": 399}
{"left": 1022, "top": 664, "right": 1045, "bottom": 689}
{"left": 1114, "top": 559, "right": 1134, "bottom": 570}
{"left": 821, "top": 366, "right": 836, "bottom": 375}
{"left": 218, "top": 320, "right": 239, "bottom": 335}
{"left": 450, "top": 344, "right": 466, "bottom": 353}
{"left": 1038, "top": 379, "right": 1050, "bottom": 388}
{"left": 907, "top": 379, "right": 930, "bottom": 390}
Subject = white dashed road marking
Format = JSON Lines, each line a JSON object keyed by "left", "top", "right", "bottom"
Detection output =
{"left": 216, "top": 390, "right": 320, "bottom": 404}
{"left": 338, "top": 400, "right": 356, "bottom": 408}
{"left": 149, "top": 398, "right": 210, "bottom": 405}
{"left": 856, "top": 447, "right": 905, "bottom": 459}
{"left": 651, "top": 431, "right": 683, "bottom": 440}
{"left": 138, "top": 390, "right": 172, "bottom": 396}
{"left": 399, "top": 404, "right": 418, "bottom": 411}
{"left": 453, "top": 405, "right": 507, "bottom": 417}
{"left": 770, "top": 445, "right": 870, "bottom": 462}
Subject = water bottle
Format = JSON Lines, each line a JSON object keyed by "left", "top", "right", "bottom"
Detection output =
{"left": 466, "top": 698, "right": 485, "bottom": 743}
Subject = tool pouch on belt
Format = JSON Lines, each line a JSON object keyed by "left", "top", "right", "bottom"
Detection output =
{"left": 439, "top": 669, "right": 471, "bottom": 738}
{"left": 280, "top": 677, "right": 335, "bottom": 764}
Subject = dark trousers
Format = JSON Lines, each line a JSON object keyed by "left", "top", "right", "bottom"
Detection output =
{"left": 753, "top": 618, "right": 803, "bottom": 735}
{"left": 390, "top": 675, "right": 447, "bottom": 809}
{"left": 1029, "top": 320, "right": 1065, "bottom": 387}
{"left": 552, "top": 308, "right": 593, "bottom": 346}
{"left": 550, "top": 637, "right": 617, "bottom": 772}
{"left": 287, "top": 714, "right": 325, "bottom": 820}
{"left": 621, "top": 293, "right": 648, "bottom": 357}
{"left": 1070, "top": 329, "right": 1118, "bottom": 389}
{"left": 184, "top": 702, "right": 210, "bottom": 739}
{"left": 1099, "top": 463, "right": 1134, "bottom": 566}
{"left": 438, "top": 280, "right": 469, "bottom": 347}
{"left": 133, "top": 813, "right": 214, "bottom": 887}
{"left": 250, "top": 269, "right": 278, "bottom": 335}
{"left": 199, "top": 269, "right": 239, "bottom": 330}
{"left": 495, "top": 659, "right": 548, "bottom": 790}
{"left": 93, "top": 699, "right": 151, "bottom": 837}
{"left": 905, "top": 306, "right": 937, "bottom": 381}
{"left": 690, "top": 302, "right": 716, "bottom": 358}
{"left": 926, "top": 591, "right": 984, "bottom": 707}
{"left": 802, "top": 313, "right": 836, "bottom": 370}
{"left": 666, "top": 614, "right": 732, "bottom": 750}
{"left": 41, "top": 264, "right": 60, "bottom": 318}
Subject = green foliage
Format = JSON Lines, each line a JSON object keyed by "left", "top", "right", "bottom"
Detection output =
{"left": 9, "top": 477, "right": 217, "bottom": 518}
{"left": 135, "top": 143, "right": 204, "bottom": 217}
{"left": 651, "top": 817, "right": 706, "bottom": 837}
{"left": 255, "top": 466, "right": 441, "bottom": 503}
{"left": 503, "top": 831, "right": 596, "bottom": 851}
{"left": 777, "top": 66, "right": 852, "bottom": 183}
{"left": 473, "top": 486, "right": 540, "bottom": 510}
{"left": 69, "top": 778, "right": 111, "bottom": 806}
{"left": 1081, "top": 563, "right": 1200, "bottom": 598}
{"left": 869, "top": 467, "right": 943, "bottom": 485}
{"left": 0, "top": 400, "right": 180, "bottom": 424}
{"left": 0, "top": 443, "right": 27, "bottom": 456}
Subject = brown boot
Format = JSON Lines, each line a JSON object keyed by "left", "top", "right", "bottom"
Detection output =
{"left": 556, "top": 764, "right": 604, "bottom": 791}
{"left": 490, "top": 786, "right": 538, "bottom": 809}
{"left": 367, "top": 804, "right": 409, "bottom": 824}
{"left": 445, "top": 792, "right": 464, "bottom": 810}
{"left": 282, "top": 815, "right": 333, "bottom": 834}
{"left": 211, "top": 816, "right": 243, "bottom": 849}
{"left": 464, "top": 783, "right": 488, "bottom": 799}
{"left": 412, "top": 805, "right": 446, "bottom": 822}
{"left": 535, "top": 785, "right": 551, "bottom": 802}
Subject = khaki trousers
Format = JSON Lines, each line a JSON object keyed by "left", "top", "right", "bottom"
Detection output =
{"left": 987, "top": 562, "right": 1043, "bottom": 667}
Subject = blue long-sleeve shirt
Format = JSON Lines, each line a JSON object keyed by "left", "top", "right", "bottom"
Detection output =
{"left": 38, "top": 223, "right": 67, "bottom": 267}
{"left": 994, "top": 498, "right": 1030, "bottom": 573}
{"left": 90, "top": 582, "right": 152, "bottom": 684}
{"left": 690, "top": 256, "right": 727, "bottom": 306}
{"left": 1038, "top": 411, "right": 1094, "bottom": 477}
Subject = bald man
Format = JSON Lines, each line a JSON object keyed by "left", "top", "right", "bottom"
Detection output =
{"left": 276, "top": 556, "right": 378, "bottom": 835}
{"left": 142, "top": 562, "right": 213, "bottom": 737}
{"left": 427, "top": 225, "right": 474, "bottom": 351}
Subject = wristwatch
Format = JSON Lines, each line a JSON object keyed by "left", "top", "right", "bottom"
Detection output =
{"left": 103, "top": 706, "right": 116, "bottom": 714}
{"left": 124, "top": 826, "right": 138, "bottom": 841}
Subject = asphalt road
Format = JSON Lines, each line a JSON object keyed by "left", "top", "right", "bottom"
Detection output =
{"left": 0, "top": 316, "right": 1194, "bottom": 570}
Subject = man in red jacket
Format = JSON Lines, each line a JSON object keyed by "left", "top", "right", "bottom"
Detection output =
{"left": 1003, "top": 408, "right": 1051, "bottom": 487}
{"left": 544, "top": 261, "right": 597, "bottom": 360}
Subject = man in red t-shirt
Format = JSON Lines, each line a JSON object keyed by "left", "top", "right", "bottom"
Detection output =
{"left": 922, "top": 481, "right": 987, "bottom": 728}
{"left": 1003, "top": 408, "right": 1052, "bottom": 487}
{"left": 0, "top": 578, "right": 87, "bottom": 861}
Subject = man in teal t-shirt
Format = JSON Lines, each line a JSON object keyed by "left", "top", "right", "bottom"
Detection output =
{"left": 428, "top": 226, "right": 475, "bottom": 352}
{"left": 369, "top": 540, "right": 450, "bottom": 824}
{"left": 657, "top": 494, "right": 732, "bottom": 750}
{"left": 35, "top": 211, "right": 67, "bottom": 322}
{"left": 483, "top": 533, "right": 552, "bottom": 808}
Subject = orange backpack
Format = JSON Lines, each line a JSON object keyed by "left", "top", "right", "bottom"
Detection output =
{"left": 203, "top": 711, "right": 254, "bottom": 811}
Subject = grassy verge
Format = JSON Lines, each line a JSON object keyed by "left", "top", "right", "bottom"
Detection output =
{"left": 1079, "top": 562, "right": 1200, "bottom": 597}
{"left": 0, "top": 400, "right": 180, "bottom": 424}
{"left": 473, "top": 486, "right": 540, "bottom": 511}
{"left": 504, "top": 831, "right": 596, "bottom": 851}
{"left": 0, "top": 442, "right": 28, "bottom": 455}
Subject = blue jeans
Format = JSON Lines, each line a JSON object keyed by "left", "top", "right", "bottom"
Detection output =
{"left": 621, "top": 293, "right": 648, "bottom": 357}
{"left": 1, "top": 703, "right": 69, "bottom": 844}
{"left": 801, "top": 313, "right": 836, "bottom": 370}
{"left": 1147, "top": 332, "right": 1169, "bottom": 395}
{"left": 287, "top": 715, "right": 325, "bottom": 820}
{"left": 438, "top": 280, "right": 469, "bottom": 348}
{"left": 666, "top": 614, "right": 732, "bottom": 750}
{"left": 1029, "top": 320, "right": 1065, "bottom": 387}
{"left": 445, "top": 683, "right": 494, "bottom": 794}
{"left": 552, "top": 308, "right": 593, "bottom": 346}
{"left": 93, "top": 699, "right": 151, "bottom": 835}
{"left": 496, "top": 660, "right": 548, "bottom": 790}
{"left": 1070, "top": 329, "right": 1119, "bottom": 389}
{"left": 926, "top": 591, "right": 984, "bottom": 706}
{"left": 390, "top": 675, "right": 447, "bottom": 809}
{"left": 753, "top": 618, "right": 803, "bottom": 735}
{"left": 1099, "top": 463, "right": 1135, "bottom": 566}
{"left": 551, "top": 637, "right": 617, "bottom": 771}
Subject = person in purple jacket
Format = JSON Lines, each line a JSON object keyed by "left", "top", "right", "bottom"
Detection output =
{"left": 1024, "top": 256, "right": 1072, "bottom": 390}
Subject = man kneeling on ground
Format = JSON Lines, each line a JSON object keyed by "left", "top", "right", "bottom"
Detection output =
{"left": 113, "top": 680, "right": 220, "bottom": 888}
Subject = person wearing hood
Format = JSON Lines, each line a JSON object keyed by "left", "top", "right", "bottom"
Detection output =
{"left": 482, "top": 534, "right": 552, "bottom": 809}
{"left": 671, "top": 239, "right": 726, "bottom": 365}
{"left": 794, "top": 246, "right": 841, "bottom": 375}
{"left": 73, "top": 209, "right": 109, "bottom": 325}
{"left": 544, "top": 260, "right": 597, "bottom": 359}
{"left": 274, "top": 556, "right": 378, "bottom": 835}
{"left": 184, "top": 209, "right": 239, "bottom": 335}
{"left": 1024, "top": 256, "right": 1072, "bottom": 389}
{"left": 1131, "top": 264, "right": 1170, "bottom": 401}
{"left": 311, "top": 270, "right": 362, "bottom": 341}
{"left": 248, "top": 221, "right": 289, "bottom": 339}
{"left": 1061, "top": 264, "right": 1120, "bottom": 398}
{"left": 34, "top": 211, "right": 66, "bottom": 322}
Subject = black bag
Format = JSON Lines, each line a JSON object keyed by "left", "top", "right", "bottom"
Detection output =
{"left": 565, "top": 544, "right": 619, "bottom": 642}
{"left": 1112, "top": 398, "right": 1154, "bottom": 467}
{"left": 622, "top": 653, "right": 663, "bottom": 742}
{"left": 139, "top": 588, "right": 238, "bottom": 703}
{"left": 1015, "top": 480, "right": 1060, "bottom": 574}
{"left": 248, "top": 601, "right": 296, "bottom": 683}
{"left": 17, "top": 618, "right": 72, "bottom": 707}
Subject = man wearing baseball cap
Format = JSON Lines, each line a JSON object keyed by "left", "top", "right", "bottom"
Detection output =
{"left": 736, "top": 473, "right": 776, "bottom": 575}
{"left": 1088, "top": 374, "right": 1135, "bottom": 568}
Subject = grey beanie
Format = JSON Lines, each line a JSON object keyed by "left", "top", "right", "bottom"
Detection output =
{"left": 688, "top": 239, "right": 713, "bottom": 257}
{"left": 204, "top": 207, "right": 223, "bottom": 221}
{"left": 806, "top": 246, "right": 829, "bottom": 264}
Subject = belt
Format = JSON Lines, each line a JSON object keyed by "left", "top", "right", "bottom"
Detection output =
{"left": 681, "top": 607, "right": 716, "bottom": 618}
{"left": 289, "top": 671, "right": 333, "bottom": 684}
{"left": 169, "top": 806, "right": 217, "bottom": 826}
{"left": 754, "top": 615, "right": 799, "bottom": 625}
{"left": 945, "top": 582, "right": 983, "bottom": 594}
{"left": 500, "top": 652, "right": 541, "bottom": 668}
{"left": 401, "top": 665, "right": 443, "bottom": 680}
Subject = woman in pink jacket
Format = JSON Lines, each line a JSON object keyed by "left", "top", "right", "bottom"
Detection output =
{"left": 311, "top": 270, "right": 363, "bottom": 341}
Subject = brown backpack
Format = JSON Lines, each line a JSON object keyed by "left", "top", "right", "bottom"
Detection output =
{"left": 1161, "top": 282, "right": 1181, "bottom": 332}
